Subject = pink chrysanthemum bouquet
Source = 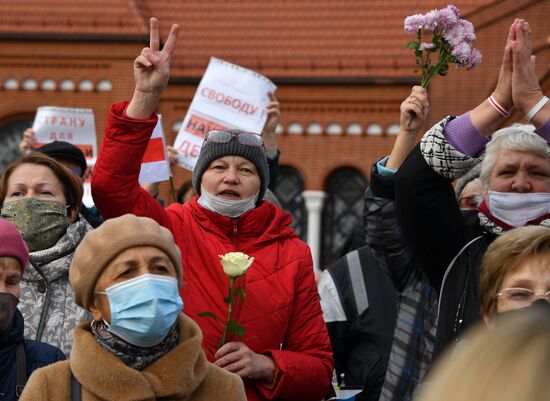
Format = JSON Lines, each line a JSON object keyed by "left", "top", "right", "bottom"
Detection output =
{"left": 405, "top": 5, "right": 482, "bottom": 87}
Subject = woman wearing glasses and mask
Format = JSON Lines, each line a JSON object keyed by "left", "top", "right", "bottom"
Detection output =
{"left": 92, "top": 18, "right": 332, "bottom": 401}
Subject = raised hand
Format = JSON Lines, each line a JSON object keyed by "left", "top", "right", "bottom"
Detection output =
{"left": 262, "top": 92, "right": 281, "bottom": 150}
{"left": 166, "top": 145, "right": 179, "bottom": 167}
{"left": 492, "top": 19, "right": 517, "bottom": 112}
{"left": 19, "top": 128, "right": 36, "bottom": 156}
{"left": 134, "top": 17, "right": 179, "bottom": 95}
{"left": 127, "top": 18, "right": 180, "bottom": 119}
{"left": 399, "top": 85, "right": 429, "bottom": 135}
{"left": 214, "top": 341, "right": 276, "bottom": 382}
{"left": 386, "top": 86, "right": 430, "bottom": 170}
{"left": 510, "top": 19, "right": 543, "bottom": 114}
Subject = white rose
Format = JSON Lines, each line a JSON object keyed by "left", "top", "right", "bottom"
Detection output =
{"left": 219, "top": 252, "right": 254, "bottom": 278}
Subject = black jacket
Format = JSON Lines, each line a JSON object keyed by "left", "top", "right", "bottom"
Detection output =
{"left": 325, "top": 247, "right": 397, "bottom": 401}
{"left": 395, "top": 145, "right": 496, "bottom": 359}
{"left": 0, "top": 310, "right": 65, "bottom": 401}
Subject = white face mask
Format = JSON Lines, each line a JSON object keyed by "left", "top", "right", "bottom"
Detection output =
{"left": 488, "top": 191, "right": 550, "bottom": 227}
{"left": 198, "top": 186, "right": 257, "bottom": 218}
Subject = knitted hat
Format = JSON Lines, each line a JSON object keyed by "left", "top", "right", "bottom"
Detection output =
{"left": 0, "top": 219, "right": 29, "bottom": 273}
{"left": 70, "top": 214, "right": 182, "bottom": 310}
{"left": 192, "top": 129, "right": 269, "bottom": 201}
{"left": 37, "top": 141, "right": 87, "bottom": 177}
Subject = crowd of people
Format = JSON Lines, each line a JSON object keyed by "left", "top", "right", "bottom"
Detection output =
{"left": 0, "top": 15, "right": 548, "bottom": 401}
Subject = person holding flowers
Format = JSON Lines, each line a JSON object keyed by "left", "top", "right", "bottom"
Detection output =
{"left": 91, "top": 17, "right": 333, "bottom": 401}
{"left": 395, "top": 17, "right": 550, "bottom": 360}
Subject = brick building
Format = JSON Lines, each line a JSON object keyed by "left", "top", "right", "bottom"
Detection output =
{"left": 0, "top": 0, "right": 548, "bottom": 269}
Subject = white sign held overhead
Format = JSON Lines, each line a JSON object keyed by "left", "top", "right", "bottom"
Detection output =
{"left": 173, "top": 57, "right": 277, "bottom": 171}
{"left": 32, "top": 106, "right": 97, "bottom": 208}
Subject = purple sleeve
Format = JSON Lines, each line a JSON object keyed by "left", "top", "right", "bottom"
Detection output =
{"left": 444, "top": 112, "right": 490, "bottom": 157}
{"left": 535, "top": 117, "right": 550, "bottom": 142}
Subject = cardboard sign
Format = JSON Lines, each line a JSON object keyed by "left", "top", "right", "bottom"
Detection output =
{"left": 173, "top": 57, "right": 276, "bottom": 171}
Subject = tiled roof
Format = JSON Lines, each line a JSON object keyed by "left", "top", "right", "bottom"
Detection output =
{"left": 0, "top": 0, "right": 148, "bottom": 36}
{"left": 0, "top": 0, "right": 494, "bottom": 78}
{"left": 156, "top": 0, "right": 494, "bottom": 78}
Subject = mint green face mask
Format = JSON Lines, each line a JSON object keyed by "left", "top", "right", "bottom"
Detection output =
{"left": 1, "top": 198, "right": 68, "bottom": 252}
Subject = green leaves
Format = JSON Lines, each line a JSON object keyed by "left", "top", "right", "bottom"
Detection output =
{"left": 405, "top": 40, "right": 420, "bottom": 49}
{"left": 226, "top": 320, "right": 247, "bottom": 336}
{"left": 197, "top": 311, "right": 217, "bottom": 320}
{"left": 406, "top": 29, "right": 455, "bottom": 88}
{"left": 216, "top": 276, "right": 247, "bottom": 350}
{"left": 234, "top": 286, "right": 246, "bottom": 302}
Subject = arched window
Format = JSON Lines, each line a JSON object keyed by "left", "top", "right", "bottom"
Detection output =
{"left": 321, "top": 167, "right": 368, "bottom": 268}
{"left": 0, "top": 118, "right": 35, "bottom": 171}
{"left": 273, "top": 165, "right": 307, "bottom": 240}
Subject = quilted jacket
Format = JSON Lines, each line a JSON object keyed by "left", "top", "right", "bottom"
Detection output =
{"left": 91, "top": 101, "right": 333, "bottom": 401}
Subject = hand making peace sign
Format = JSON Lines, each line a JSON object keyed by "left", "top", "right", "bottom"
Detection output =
{"left": 127, "top": 17, "right": 180, "bottom": 119}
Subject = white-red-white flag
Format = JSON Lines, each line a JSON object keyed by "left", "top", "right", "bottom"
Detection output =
{"left": 139, "top": 115, "right": 172, "bottom": 185}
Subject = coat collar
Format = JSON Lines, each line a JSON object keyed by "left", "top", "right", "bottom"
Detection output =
{"left": 186, "top": 197, "right": 296, "bottom": 249}
{"left": 70, "top": 314, "right": 208, "bottom": 400}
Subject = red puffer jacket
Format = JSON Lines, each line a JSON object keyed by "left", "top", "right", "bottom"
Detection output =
{"left": 92, "top": 102, "right": 333, "bottom": 401}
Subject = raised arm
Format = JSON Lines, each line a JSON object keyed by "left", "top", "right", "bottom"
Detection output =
{"left": 386, "top": 86, "right": 429, "bottom": 169}
{"left": 511, "top": 20, "right": 550, "bottom": 129}
{"left": 467, "top": 19, "right": 516, "bottom": 136}
{"left": 394, "top": 22, "right": 520, "bottom": 289}
{"left": 366, "top": 86, "right": 429, "bottom": 290}
{"left": 92, "top": 18, "right": 181, "bottom": 228}
{"left": 262, "top": 92, "right": 281, "bottom": 190}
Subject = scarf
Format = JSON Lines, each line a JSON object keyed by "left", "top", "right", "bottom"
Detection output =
{"left": 478, "top": 201, "right": 550, "bottom": 234}
{"left": 91, "top": 319, "right": 179, "bottom": 370}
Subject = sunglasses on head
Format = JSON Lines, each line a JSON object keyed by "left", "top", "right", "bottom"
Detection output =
{"left": 204, "top": 130, "right": 264, "bottom": 148}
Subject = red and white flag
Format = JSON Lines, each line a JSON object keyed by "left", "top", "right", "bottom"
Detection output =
{"left": 139, "top": 115, "right": 172, "bottom": 185}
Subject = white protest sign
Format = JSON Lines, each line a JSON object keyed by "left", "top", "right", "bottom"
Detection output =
{"left": 32, "top": 106, "right": 97, "bottom": 207}
{"left": 139, "top": 115, "right": 172, "bottom": 185}
{"left": 173, "top": 57, "right": 277, "bottom": 171}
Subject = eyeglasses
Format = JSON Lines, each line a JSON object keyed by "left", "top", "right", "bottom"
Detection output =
{"left": 204, "top": 130, "right": 264, "bottom": 148}
{"left": 495, "top": 288, "right": 550, "bottom": 307}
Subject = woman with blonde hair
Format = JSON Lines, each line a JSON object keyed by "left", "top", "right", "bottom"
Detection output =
{"left": 480, "top": 225, "right": 550, "bottom": 325}
{"left": 415, "top": 302, "right": 550, "bottom": 401}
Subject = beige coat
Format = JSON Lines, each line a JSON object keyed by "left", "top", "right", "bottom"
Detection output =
{"left": 20, "top": 314, "right": 246, "bottom": 401}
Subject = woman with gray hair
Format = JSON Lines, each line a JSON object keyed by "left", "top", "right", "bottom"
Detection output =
{"left": 395, "top": 18, "right": 549, "bottom": 361}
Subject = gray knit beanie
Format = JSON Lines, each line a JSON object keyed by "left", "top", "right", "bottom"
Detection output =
{"left": 192, "top": 129, "right": 269, "bottom": 201}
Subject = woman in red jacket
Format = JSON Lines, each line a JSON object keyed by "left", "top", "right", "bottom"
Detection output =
{"left": 91, "top": 18, "right": 333, "bottom": 401}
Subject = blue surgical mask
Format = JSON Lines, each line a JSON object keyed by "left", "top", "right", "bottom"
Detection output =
{"left": 96, "top": 274, "right": 183, "bottom": 347}
{"left": 198, "top": 186, "right": 257, "bottom": 218}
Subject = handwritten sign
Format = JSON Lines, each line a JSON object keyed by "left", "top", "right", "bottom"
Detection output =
{"left": 32, "top": 106, "right": 97, "bottom": 207}
{"left": 174, "top": 57, "right": 276, "bottom": 170}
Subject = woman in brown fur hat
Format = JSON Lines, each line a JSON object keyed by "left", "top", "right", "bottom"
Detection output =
{"left": 20, "top": 214, "right": 246, "bottom": 401}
